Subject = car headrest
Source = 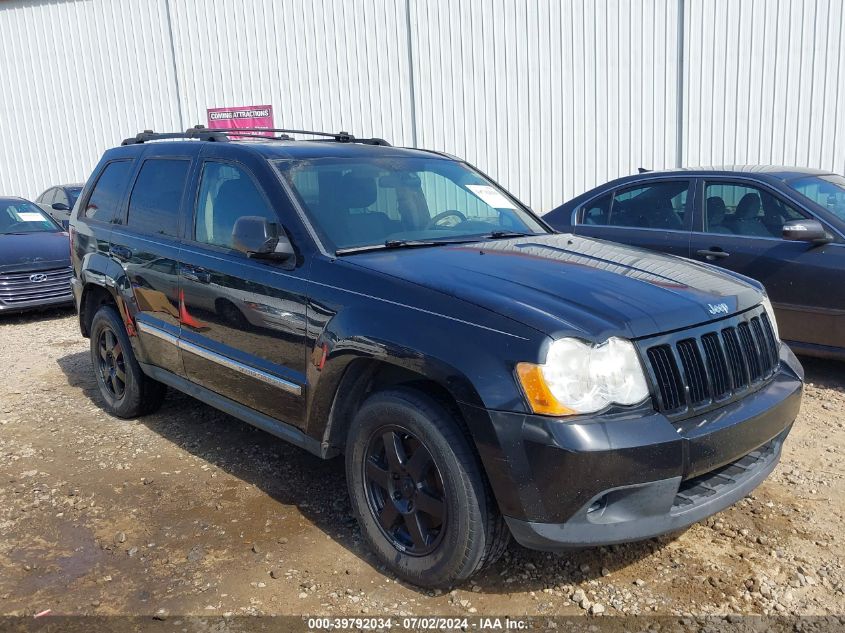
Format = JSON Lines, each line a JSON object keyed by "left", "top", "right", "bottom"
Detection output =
{"left": 706, "top": 196, "right": 728, "bottom": 223}
{"left": 735, "top": 193, "right": 761, "bottom": 219}
{"left": 339, "top": 173, "right": 378, "bottom": 209}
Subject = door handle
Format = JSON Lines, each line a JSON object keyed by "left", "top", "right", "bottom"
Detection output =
{"left": 109, "top": 245, "right": 132, "bottom": 261}
{"left": 696, "top": 248, "right": 730, "bottom": 261}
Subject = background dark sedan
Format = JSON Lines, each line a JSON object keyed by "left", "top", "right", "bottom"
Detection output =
{"left": 544, "top": 166, "right": 845, "bottom": 360}
{"left": 0, "top": 197, "right": 73, "bottom": 313}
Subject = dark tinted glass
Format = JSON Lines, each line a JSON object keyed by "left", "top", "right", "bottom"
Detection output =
{"left": 84, "top": 161, "right": 134, "bottom": 223}
{"left": 195, "top": 162, "right": 275, "bottom": 249}
{"left": 607, "top": 181, "right": 689, "bottom": 230}
{"left": 127, "top": 159, "right": 190, "bottom": 237}
{"left": 67, "top": 187, "right": 83, "bottom": 208}
{"left": 581, "top": 192, "right": 612, "bottom": 225}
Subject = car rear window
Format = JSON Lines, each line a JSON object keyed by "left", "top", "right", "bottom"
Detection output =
{"left": 84, "top": 161, "right": 134, "bottom": 224}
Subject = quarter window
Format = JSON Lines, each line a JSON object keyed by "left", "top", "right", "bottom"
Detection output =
{"left": 126, "top": 159, "right": 190, "bottom": 237}
{"left": 194, "top": 162, "right": 276, "bottom": 249}
{"left": 703, "top": 182, "right": 807, "bottom": 238}
{"left": 84, "top": 161, "right": 134, "bottom": 224}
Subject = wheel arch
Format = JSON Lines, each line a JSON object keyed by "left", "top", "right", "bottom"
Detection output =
{"left": 79, "top": 281, "right": 120, "bottom": 338}
{"left": 313, "top": 350, "right": 484, "bottom": 457}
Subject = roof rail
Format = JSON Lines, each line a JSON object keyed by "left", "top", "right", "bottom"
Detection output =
{"left": 230, "top": 127, "right": 392, "bottom": 146}
{"left": 121, "top": 125, "right": 391, "bottom": 146}
{"left": 121, "top": 126, "right": 232, "bottom": 145}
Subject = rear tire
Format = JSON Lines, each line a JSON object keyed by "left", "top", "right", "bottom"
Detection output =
{"left": 345, "top": 387, "right": 508, "bottom": 588}
{"left": 89, "top": 305, "right": 166, "bottom": 418}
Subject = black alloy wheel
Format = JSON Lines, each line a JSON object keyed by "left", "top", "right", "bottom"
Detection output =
{"left": 363, "top": 425, "right": 447, "bottom": 556}
{"left": 88, "top": 305, "right": 167, "bottom": 418}
{"left": 97, "top": 327, "right": 127, "bottom": 399}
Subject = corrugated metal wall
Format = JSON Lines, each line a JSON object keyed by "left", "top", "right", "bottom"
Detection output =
{"left": 0, "top": 0, "right": 841, "bottom": 212}
{"left": 682, "top": 0, "right": 845, "bottom": 176}
{"left": 0, "top": 0, "right": 182, "bottom": 197}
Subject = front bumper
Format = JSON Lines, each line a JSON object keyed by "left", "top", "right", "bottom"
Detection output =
{"left": 467, "top": 345, "right": 803, "bottom": 550}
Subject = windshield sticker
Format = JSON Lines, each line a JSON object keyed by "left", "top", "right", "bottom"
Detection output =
{"left": 16, "top": 212, "right": 45, "bottom": 222}
{"left": 466, "top": 185, "right": 517, "bottom": 209}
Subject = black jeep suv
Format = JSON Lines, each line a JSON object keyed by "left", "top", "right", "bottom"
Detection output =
{"left": 70, "top": 127, "right": 803, "bottom": 588}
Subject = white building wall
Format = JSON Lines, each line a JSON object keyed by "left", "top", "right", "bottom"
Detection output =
{"left": 0, "top": 0, "right": 181, "bottom": 197}
{"left": 0, "top": 0, "right": 842, "bottom": 212}
{"left": 682, "top": 0, "right": 845, "bottom": 176}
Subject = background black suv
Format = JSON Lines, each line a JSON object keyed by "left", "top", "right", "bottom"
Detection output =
{"left": 70, "top": 128, "right": 803, "bottom": 587}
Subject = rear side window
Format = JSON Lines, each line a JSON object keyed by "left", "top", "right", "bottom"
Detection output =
{"left": 84, "top": 161, "right": 134, "bottom": 223}
{"left": 126, "top": 159, "right": 190, "bottom": 237}
{"left": 583, "top": 181, "right": 690, "bottom": 230}
{"left": 612, "top": 181, "right": 689, "bottom": 230}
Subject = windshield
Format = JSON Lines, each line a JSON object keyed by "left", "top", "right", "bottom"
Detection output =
{"left": 67, "top": 187, "right": 83, "bottom": 208}
{"left": 0, "top": 200, "right": 62, "bottom": 234}
{"left": 787, "top": 174, "right": 845, "bottom": 221}
{"left": 274, "top": 157, "right": 548, "bottom": 251}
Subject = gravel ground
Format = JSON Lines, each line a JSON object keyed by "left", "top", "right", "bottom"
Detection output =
{"left": 0, "top": 308, "right": 843, "bottom": 618}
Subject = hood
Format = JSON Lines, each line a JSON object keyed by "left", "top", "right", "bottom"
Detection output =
{"left": 0, "top": 231, "right": 71, "bottom": 273}
{"left": 344, "top": 233, "right": 764, "bottom": 340}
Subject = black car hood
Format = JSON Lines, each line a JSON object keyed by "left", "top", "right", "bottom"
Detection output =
{"left": 345, "top": 233, "right": 763, "bottom": 340}
{"left": 0, "top": 232, "right": 71, "bottom": 273}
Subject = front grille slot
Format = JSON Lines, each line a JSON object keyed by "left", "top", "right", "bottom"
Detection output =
{"left": 647, "top": 345, "right": 684, "bottom": 412}
{"left": 738, "top": 321, "right": 762, "bottom": 381}
{"left": 677, "top": 338, "right": 708, "bottom": 405}
{"left": 701, "top": 333, "right": 730, "bottom": 399}
{"left": 643, "top": 307, "right": 779, "bottom": 420}
{"left": 722, "top": 327, "right": 747, "bottom": 389}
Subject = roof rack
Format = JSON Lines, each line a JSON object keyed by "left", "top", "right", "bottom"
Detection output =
{"left": 121, "top": 125, "right": 391, "bottom": 146}
{"left": 229, "top": 127, "right": 391, "bottom": 146}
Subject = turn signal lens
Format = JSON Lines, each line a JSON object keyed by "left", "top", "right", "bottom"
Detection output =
{"left": 515, "top": 363, "right": 576, "bottom": 416}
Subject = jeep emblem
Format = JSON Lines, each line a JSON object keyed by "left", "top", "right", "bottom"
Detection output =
{"left": 707, "top": 302, "right": 729, "bottom": 316}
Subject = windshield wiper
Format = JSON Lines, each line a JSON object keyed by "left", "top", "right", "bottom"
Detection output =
{"left": 335, "top": 237, "right": 478, "bottom": 256}
{"left": 483, "top": 230, "right": 532, "bottom": 239}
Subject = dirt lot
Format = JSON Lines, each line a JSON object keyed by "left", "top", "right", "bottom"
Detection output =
{"left": 0, "top": 308, "right": 843, "bottom": 619}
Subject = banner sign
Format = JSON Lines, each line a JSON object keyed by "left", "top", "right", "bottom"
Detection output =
{"left": 206, "top": 105, "right": 274, "bottom": 137}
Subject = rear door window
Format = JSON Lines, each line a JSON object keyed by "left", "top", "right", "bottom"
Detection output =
{"left": 126, "top": 159, "right": 190, "bottom": 238}
{"left": 84, "top": 161, "right": 134, "bottom": 224}
{"left": 604, "top": 181, "right": 690, "bottom": 230}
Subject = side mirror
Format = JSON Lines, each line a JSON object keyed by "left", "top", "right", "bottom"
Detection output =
{"left": 52, "top": 202, "right": 70, "bottom": 211}
{"left": 232, "top": 216, "right": 294, "bottom": 261}
{"left": 782, "top": 219, "right": 831, "bottom": 244}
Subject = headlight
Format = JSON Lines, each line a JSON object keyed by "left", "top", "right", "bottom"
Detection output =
{"left": 516, "top": 337, "right": 650, "bottom": 416}
{"left": 761, "top": 296, "right": 780, "bottom": 342}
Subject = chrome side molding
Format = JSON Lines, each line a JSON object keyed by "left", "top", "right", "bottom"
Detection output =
{"left": 136, "top": 320, "right": 302, "bottom": 396}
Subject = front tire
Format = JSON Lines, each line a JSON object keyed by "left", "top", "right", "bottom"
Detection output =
{"left": 89, "top": 305, "right": 166, "bottom": 418}
{"left": 346, "top": 387, "right": 508, "bottom": 588}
